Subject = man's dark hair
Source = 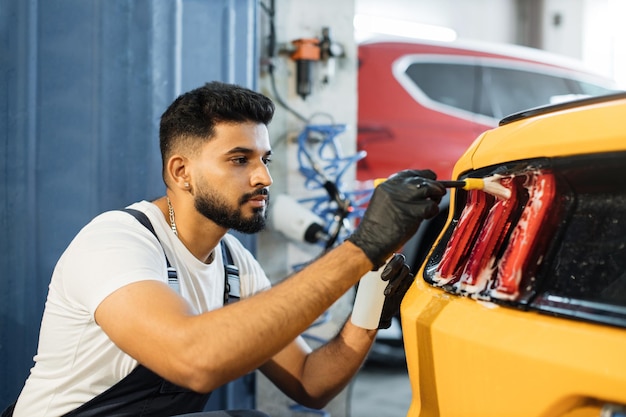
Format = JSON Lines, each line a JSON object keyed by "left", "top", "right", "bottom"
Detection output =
{"left": 159, "top": 81, "right": 275, "bottom": 182}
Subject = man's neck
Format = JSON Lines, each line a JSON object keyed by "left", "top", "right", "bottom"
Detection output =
{"left": 154, "top": 196, "right": 226, "bottom": 263}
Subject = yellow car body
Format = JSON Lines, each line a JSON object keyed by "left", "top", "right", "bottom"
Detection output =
{"left": 402, "top": 93, "right": 626, "bottom": 417}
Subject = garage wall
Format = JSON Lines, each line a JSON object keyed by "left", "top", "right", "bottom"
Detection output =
{"left": 355, "top": 0, "right": 518, "bottom": 44}
{"left": 581, "top": 0, "right": 626, "bottom": 87}
{"left": 256, "top": 0, "right": 358, "bottom": 294}
{"left": 255, "top": 0, "right": 359, "bottom": 415}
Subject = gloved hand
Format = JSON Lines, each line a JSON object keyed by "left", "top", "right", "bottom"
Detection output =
{"left": 378, "top": 253, "right": 414, "bottom": 329}
{"left": 347, "top": 169, "right": 446, "bottom": 270}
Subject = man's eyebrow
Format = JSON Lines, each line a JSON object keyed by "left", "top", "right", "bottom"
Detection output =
{"left": 225, "top": 147, "right": 272, "bottom": 156}
{"left": 225, "top": 147, "right": 253, "bottom": 155}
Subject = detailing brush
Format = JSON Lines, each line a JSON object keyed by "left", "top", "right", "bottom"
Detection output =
{"left": 374, "top": 174, "right": 511, "bottom": 200}
{"left": 440, "top": 175, "right": 511, "bottom": 200}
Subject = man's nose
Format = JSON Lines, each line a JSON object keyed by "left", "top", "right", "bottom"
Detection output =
{"left": 252, "top": 163, "right": 273, "bottom": 187}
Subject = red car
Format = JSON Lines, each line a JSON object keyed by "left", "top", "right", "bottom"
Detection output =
{"left": 356, "top": 37, "right": 619, "bottom": 183}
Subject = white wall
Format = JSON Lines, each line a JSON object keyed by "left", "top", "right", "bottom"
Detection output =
{"left": 541, "top": 0, "right": 626, "bottom": 87}
{"left": 256, "top": 1, "right": 359, "bottom": 415}
{"left": 542, "top": 0, "right": 585, "bottom": 59}
{"left": 355, "top": 0, "right": 518, "bottom": 43}
{"left": 582, "top": 0, "right": 626, "bottom": 87}
{"left": 258, "top": 0, "right": 358, "bottom": 282}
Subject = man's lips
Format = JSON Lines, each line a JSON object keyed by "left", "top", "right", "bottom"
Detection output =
{"left": 246, "top": 195, "right": 267, "bottom": 208}
{"left": 241, "top": 188, "right": 269, "bottom": 208}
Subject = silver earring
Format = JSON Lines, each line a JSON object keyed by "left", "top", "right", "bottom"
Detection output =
{"left": 184, "top": 182, "right": 189, "bottom": 188}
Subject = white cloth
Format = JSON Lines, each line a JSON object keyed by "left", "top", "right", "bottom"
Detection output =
{"left": 14, "top": 201, "right": 271, "bottom": 417}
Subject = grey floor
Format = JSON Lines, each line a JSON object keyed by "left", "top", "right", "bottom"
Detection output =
{"left": 349, "top": 362, "right": 412, "bottom": 417}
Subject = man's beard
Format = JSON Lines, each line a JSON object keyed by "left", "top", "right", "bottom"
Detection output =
{"left": 194, "top": 186, "right": 269, "bottom": 234}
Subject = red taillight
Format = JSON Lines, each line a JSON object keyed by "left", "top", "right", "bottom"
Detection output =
{"left": 430, "top": 170, "right": 557, "bottom": 302}
{"left": 459, "top": 177, "right": 517, "bottom": 294}
{"left": 434, "top": 190, "right": 493, "bottom": 285}
{"left": 492, "top": 172, "right": 556, "bottom": 300}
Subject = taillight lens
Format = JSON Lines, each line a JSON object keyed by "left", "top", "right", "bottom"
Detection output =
{"left": 424, "top": 152, "right": 626, "bottom": 328}
{"left": 493, "top": 172, "right": 556, "bottom": 300}
{"left": 428, "top": 170, "right": 558, "bottom": 303}
{"left": 434, "top": 190, "right": 493, "bottom": 285}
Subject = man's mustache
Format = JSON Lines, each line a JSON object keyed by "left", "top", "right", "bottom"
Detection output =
{"left": 239, "top": 188, "right": 270, "bottom": 205}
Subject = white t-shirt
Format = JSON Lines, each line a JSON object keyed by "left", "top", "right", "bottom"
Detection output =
{"left": 13, "top": 201, "right": 271, "bottom": 417}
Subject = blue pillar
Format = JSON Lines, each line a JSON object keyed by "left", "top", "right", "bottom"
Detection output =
{"left": 0, "top": 0, "right": 259, "bottom": 408}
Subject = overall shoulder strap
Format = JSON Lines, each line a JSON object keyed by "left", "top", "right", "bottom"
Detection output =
{"left": 122, "top": 208, "right": 156, "bottom": 236}
{"left": 221, "top": 239, "right": 240, "bottom": 304}
{"left": 120, "top": 209, "right": 179, "bottom": 293}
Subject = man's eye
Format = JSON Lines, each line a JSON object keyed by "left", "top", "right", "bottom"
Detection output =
{"left": 232, "top": 157, "right": 248, "bottom": 165}
{"left": 263, "top": 157, "right": 272, "bottom": 165}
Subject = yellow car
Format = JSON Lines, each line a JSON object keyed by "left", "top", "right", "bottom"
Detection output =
{"left": 401, "top": 92, "right": 626, "bottom": 417}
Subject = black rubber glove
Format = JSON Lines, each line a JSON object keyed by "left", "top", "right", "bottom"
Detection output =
{"left": 347, "top": 169, "right": 446, "bottom": 270}
{"left": 378, "top": 253, "right": 414, "bottom": 329}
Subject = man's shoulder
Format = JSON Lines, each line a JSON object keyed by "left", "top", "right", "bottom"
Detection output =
{"left": 72, "top": 202, "right": 162, "bottom": 247}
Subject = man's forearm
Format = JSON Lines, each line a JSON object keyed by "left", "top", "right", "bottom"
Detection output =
{"left": 295, "top": 319, "right": 377, "bottom": 409}
{"left": 166, "top": 241, "right": 374, "bottom": 391}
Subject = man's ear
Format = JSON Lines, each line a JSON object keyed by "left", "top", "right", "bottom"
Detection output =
{"left": 167, "top": 155, "right": 191, "bottom": 191}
